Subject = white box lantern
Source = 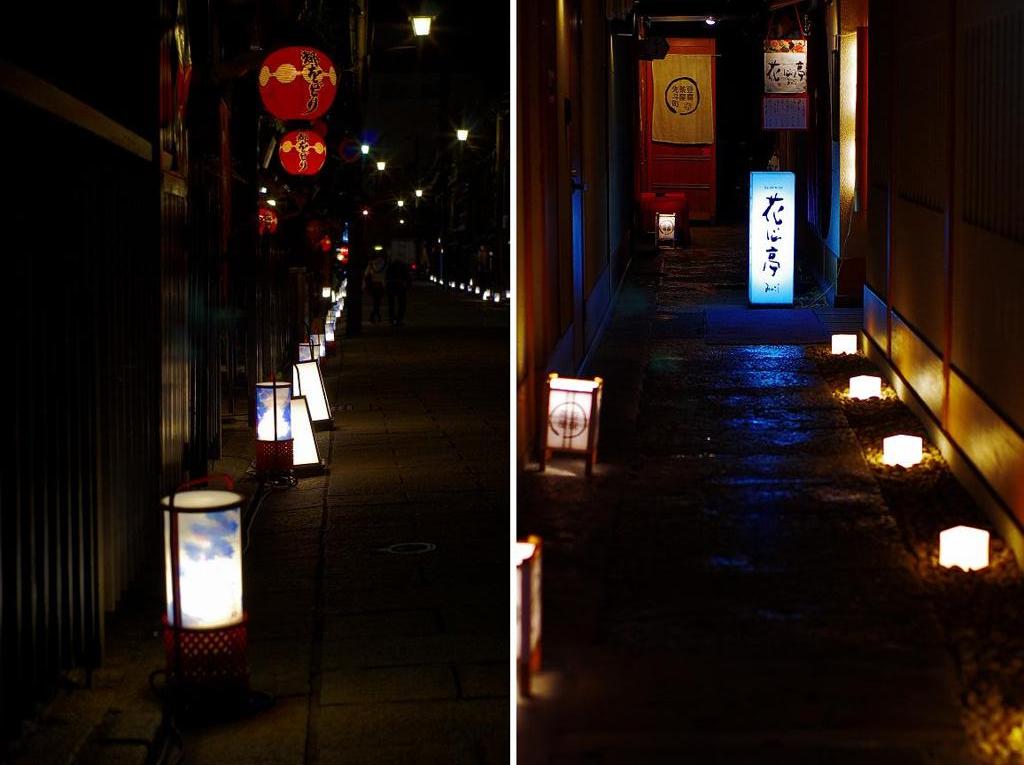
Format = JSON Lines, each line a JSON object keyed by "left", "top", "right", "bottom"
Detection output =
{"left": 542, "top": 373, "right": 603, "bottom": 475}
{"left": 316, "top": 333, "right": 327, "bottom": 359}
{"left": 162, "top": 477, "right": 248, "bottom": 689}
{"left": 293, "top": 360, "right": 331, "bottom": 424}
{"left": 831, "top": 333, "right": 858, "bottom": 355}
{"left": 882, "top": 434, "right": 923, "bottom": 468}
{"left": 748, "top": 171, "right": 795, "bottom": 305}
{"left": 516, "top": 536, "right": 542, "bottom": 697}
{"left": 291, "top": 395, "right": 325, "bottom": 473}
{"left": 298, "top": 342, "right": 313, "bottom": 362}
{"left": 849, "top": 375, "right": 882, "bottom": 400}
{"left": 939, "top": 526, "right": 990, "bottom": 571}
{"left": 656, "top": 212, "right": 676, "bottom": 247}
{"left": 254, "top": 381, "right": 292, "bottom": 471}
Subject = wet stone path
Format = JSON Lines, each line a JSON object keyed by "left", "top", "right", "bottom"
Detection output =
{"left": 519, "top": 227, "right": 973, "bottom": 764}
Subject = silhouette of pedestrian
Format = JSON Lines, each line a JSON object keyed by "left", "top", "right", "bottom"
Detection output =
{"left": 386, "top": 258, "right": 412, "bottom": 325}
{"left": 365, "top": 253, "right": 386, "bottom": 323}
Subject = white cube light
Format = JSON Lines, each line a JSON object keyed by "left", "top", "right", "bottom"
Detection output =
{"left": 516, "top": 536, "right": 542, "bottom": 697}
{"left": 882, "top": 434, "right": 923, "bottom": 468}
{"left": 543, "top": 373, "right": 603, "bottom": 475}
{"left": 293, "top": 360, "right": 331, "bottom": 423}
{"left": 849, "top": 375, "right": 882, "bottom": 400}
{"left": 939, "top": 526, "right": 990, "bottom": 571}
{"left": 831, "top": 333, "right": 858, "bottom": 355}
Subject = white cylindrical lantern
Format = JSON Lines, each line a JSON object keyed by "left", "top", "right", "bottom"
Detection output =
{"left": 939, "top": 526, "right": 990, "bottom": 571}
{"left": 831, "top": 333, "right": 858, "bottom": 355}
{"left": 543, "top": 374, "right": 603, "bottom": 475}
{"left": 882, "top": 434, "right": 923, "bottom": 468}
{"left": 255, "top": 381, "right": 292, "bottom": 471}
{"left": 516, "top": 536, "right": 542, "bottom": 697}
{"left": 849, "top": 375, "right": 882, "bottom": 400}
{"left": 293, "top": 360, "right": 331, "bottom": 423}
{"left": 162, "top": 478, "right": 248, "bottom": 689}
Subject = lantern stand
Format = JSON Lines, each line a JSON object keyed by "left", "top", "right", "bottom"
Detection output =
{"left": 160, "top": 475, "right": 273, "bottom": 722}
{"left": 539, "top": 374, "right": 603, "bottom": 476}
{"left": 253, "top": 376, "right": 294, "bottom": 480}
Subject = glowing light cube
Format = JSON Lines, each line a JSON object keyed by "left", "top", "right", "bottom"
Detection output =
{"left": 939, "top": 526, "right": 990, "bottom": 571}
{"left": 849, "top": 375, "right": 881, "bottom": 400}
{"left": 831, "top": 333, "right": 858, "bottom": 355}
{"left": 882, "top": 434, "right": 923, "bottom": 468}
{"left": 543, "top": 374, "right": 603, "bottom": 474}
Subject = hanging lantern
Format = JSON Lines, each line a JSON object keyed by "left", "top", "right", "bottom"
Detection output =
{"left": 541, "top": 374, "right": 603, "bottom": 475}
{"left": 162, "top": 476, "right": 248, "bottom": 689}
{"left": 258, "top": 47, "right": 337, "bottom": 121}
{"left": 516, "top": 536, "right": 542, "bottom": 697}
{"left": 291, "top": 396, "right": 325, "bottom": 474}
{"left": 831, "top": 333, "right": 858, "bottom": 355}
{"left": 293, "top": 360, "right": 332, "bottom": 424}
{"left": 882, "top": 434, "right": 923, "bottom": 468}
{"left": 257, "top": 206, "right": 278, "bottom": 236}
{"left": 279, "top": 130, "right": 327, "bottom": 176}
{"left": 254, "top": 381, "right": 293, "bottom": 471}
{"left": 849, "top": 375, "right": 882, "bottom": 400}
{"left": 939, "top": 526, "right": 990, "bottom": 571}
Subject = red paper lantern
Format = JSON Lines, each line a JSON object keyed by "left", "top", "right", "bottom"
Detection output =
{"left": 279, "top": 130, "right": 327, "bottom": 176}
{"left": 258, "top": 47, "right": 337, "bottom": 121}
{"left": 319, "top": 235, "right": 333, "bottom": 253}
{"left": 258, "top": 206, "right": 278, "bottom": 235}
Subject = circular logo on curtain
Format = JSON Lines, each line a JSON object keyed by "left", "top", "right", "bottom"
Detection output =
{"left": 665, "top": 77, "right": 700, "bottom": 115}
{"left": 549, "top": 402, "right": 588, "bottom": 439}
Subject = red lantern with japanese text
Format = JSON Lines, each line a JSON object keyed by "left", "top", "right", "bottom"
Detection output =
{"left": 258, "top": 206, "right": 278, "bottom": 236}
{"left": 258, "top": 47, "right": 337, "bottom": 121}
{"left": 279, "top": 130, "right": 327, "bottom": 176}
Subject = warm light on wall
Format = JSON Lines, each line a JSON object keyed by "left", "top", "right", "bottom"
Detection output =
{"left": 882, "top": 434, "right": 923, "bottom": 468}
{"left": 542, "top": 374, "right": 603, "bottom": 475}
{"left": 831, "top": 333, "right": 858, "bottom": 355}
{"left": 939, "top": 526, "right": 990, "bottom": 571}
{"left": 411, "top": 16, "right": 432, "bottom": 36}
{"left": 516, "top": 536, "right": 542, "bottom": 697}
{"left": 849, "top": 375, "right": 881, "bottom": 400}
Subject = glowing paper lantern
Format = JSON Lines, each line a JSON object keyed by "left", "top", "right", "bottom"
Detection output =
{"left": 293, "top": 360, "right": 331, "bottom": 423}
{"left": 258, "top": 206, "right": 278, "bottom": 235}
{"left": 656, "top": 212, "right": 676, "bottom": 247}
{"left": 456, "top": 129, "right": 469, "bottom": 142}
{"left": 321, "top": 286, "right": 331, "bottom": 299}
{"left": 849, "top": 375, "right": 882, "bottom": 400}
{"left": 882, "top": 434, "right": 923, "bottom": 468}
{"left": 415, "top": 189, "right": 423, "bottom": 198}
{"left": 411, "top": 16, "right": 432, "bottom": 36}
{"left": 279, "top": 130, "right": 327, "bottom": 176}
{"left": 939, "top": 526, "right": 990, "bottom": 571}
{"left": 376, "top": 160, "right": 386, "bottom": 171}
{"left": 298, "top": 342, "right": 313, "bottom": 362}
{"left": 516, "top": 536, "right": 542, "bottom": 697}
{"left": 162, "top": 477, "right": 248, "bottom": 689}
{"left": 748, "top": 171, "right": 795, "bottom": 305}
{"left": 542, "top": 374, "right": 603, "bottom": 475}
{"left": 291, "top": 396, "right": 324, "bottom": 471}
{"left": 315, "top": 333, "right": 327, "bottom": 359}
{"left": 831, "top": 333, "right": 858, "bottom": 355}
{"left": 258, "top": 47, "right": 337, "bottom": 120}
{"left": 254, "top": 381, "right": 292, "bottom": 471}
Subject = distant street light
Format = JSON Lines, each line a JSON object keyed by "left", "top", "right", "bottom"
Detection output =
{"left": 411, "top": 16, "right": 432, "bottom": 36}
{"left": 259, "top": 186, "right": 267, "bottom": 194}
{"left": 376, "top": 160, "right": 387, "bottom": 171}
{"left": 397, "top": 199, "right": 405, "bottom": 208}
{"left": 415, "top": 189, "right": 423, "bottom": 198}
{"left": 400, "top": 219, "right": 405, "bottom": 225}
{"left": 361, "top": 208, "right": 369, "bottom": 216}
{"left": 266, "top": 198, "right": 277, "bottom": 207}
{"left": 456, "top": 129, "right": 469, "bottom": 142}
{"left": 705, "top": 16, "right": 717, "bottom": 25}
{"left": 361, "top": 143, "right": 370, "bottom": 154}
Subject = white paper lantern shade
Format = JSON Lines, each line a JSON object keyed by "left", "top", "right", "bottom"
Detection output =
{"left": 516, "top": 536, "right": 542, "bottom": 697}
{"left": 290, "top": 395, "right": 324, "bottom": 472}
{"left": 831, "top": 333, "right": 858, "bottom": 355}
{"left": 882, "top": 434, "right": 923, "bottom": 468}
{"left": 939, "top": 526, "right": 990, "bottom": 571}
{"left": 316, "top": 333, "right": 327, "bottom": 358}
{"left": 656, "top": 212, "right": 676, "bottom": 247}
{"left": 542, "top": 373, "right": 603, "bottom": 475}
{"left": 254, "top": 381, "right": 292, "bottom": 471}
{"left": 162, "top": 477, "right": 248, "bottom": 688}
{"left": 849, "top": 375, "right": 882, "bottom": 400}
{"left": 298, "top": 342, "right": 313, "bottom": 362}
{"left": 293, "top": 360, "right": 332, "bottom": 424}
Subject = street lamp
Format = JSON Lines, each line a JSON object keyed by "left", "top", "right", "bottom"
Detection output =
{"left": 361, "top": 143, "right": 370, "bottom": 155}
{"left": 456, "top": 129, "right": 469, "bottom": 142}
{"left": 415, "top": 189, "right": 423, "bottom": 198}
{"left": 411, "top": 16, "right": 432, "bottom": 36}
{"left": 376, "top": 160, "right": 387, "bottom": 171}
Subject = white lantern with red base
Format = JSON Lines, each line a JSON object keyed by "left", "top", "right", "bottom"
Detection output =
{"left": 254, "top": 381, "right": 292, "bottom": 471}
{"left": 162, "top": 476, "right": 248, "bottom": 692}
{"left": 541, "top": 373, "right": 603, "bottom": 475}
{"left": 516, "top": 536, "right": 542, "bottom": 697}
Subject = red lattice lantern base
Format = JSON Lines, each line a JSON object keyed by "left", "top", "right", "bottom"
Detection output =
{"left": 255, "top": 439, "right": 293, "bottom": 471}
{"left": 163, "top": 614, "right": 249, "bottom": 690}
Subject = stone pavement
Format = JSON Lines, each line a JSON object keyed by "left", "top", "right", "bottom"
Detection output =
{"left": 4, "top": 281, "right": 509, "bottom": 765}
{"left": 518, "top": 227, "right": 974, "bottom": 764}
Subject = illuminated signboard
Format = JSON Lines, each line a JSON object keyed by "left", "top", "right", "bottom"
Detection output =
{"left": 748, "top": 171, "right": 795, "bottom": 305}
{"left": 656, "top": 213, "right": 676, "bottom": 248}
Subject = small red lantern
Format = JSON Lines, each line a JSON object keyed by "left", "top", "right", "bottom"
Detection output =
{"left": 279, "top": 130, "right": 327, "bottom": 176}
{"left": 258, "top": 47, "right": 337, "bottom": 121}
{"left": 258, "top": 206, "right": 278, "bottom": 235}
{"left": 319, "top": 235, "right": 332, "bottom": 253}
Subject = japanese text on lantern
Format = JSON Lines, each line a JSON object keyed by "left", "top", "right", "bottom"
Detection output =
{"left": 748, "top": 172, "right": 795, "bottom": 304}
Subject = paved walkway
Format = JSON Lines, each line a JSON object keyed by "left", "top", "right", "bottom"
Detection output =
{"left": 518, "top": 228, "right": 973, "bottom": 764}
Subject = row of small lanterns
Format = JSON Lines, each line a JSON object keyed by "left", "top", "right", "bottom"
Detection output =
{"left": 428, "top": 275, "right": 510, "bottom": 304}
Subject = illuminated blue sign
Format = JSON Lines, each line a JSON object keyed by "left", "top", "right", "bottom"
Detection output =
{"left": 749, "top": 171, "right": 795, "bottom": 305}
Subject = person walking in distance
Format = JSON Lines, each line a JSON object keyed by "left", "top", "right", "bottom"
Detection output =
{"left": 386, "top": 256, "right": 412, "bottom": 326}
{"left": 364, "top": 251, "right": 386, "bottom": 323}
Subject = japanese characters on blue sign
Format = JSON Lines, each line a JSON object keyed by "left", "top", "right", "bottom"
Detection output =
{"left": 748, "top": 171, "right": 795, "bottom": 305}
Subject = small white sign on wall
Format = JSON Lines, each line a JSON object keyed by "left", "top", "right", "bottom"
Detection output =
{"left": 749, "top": 171, "right": 796, "bottom": 305}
